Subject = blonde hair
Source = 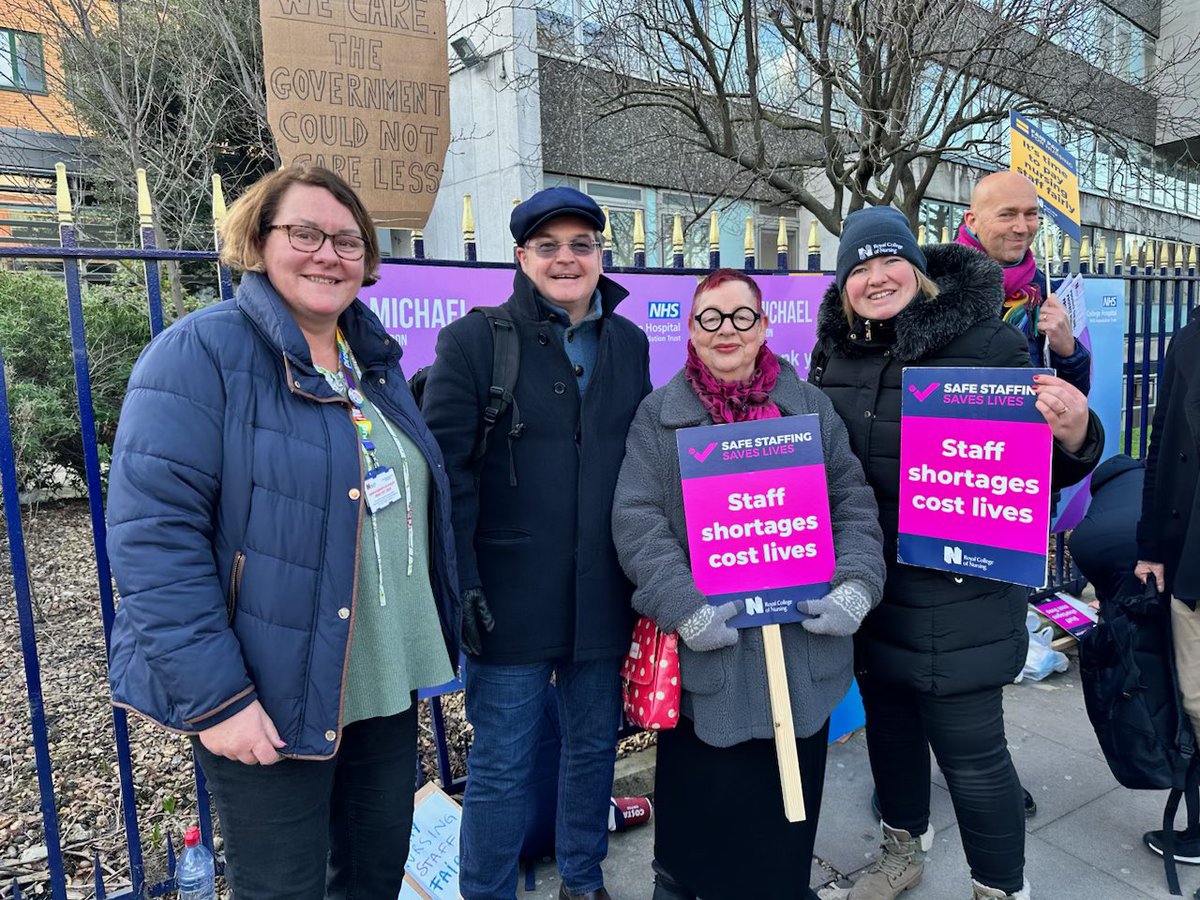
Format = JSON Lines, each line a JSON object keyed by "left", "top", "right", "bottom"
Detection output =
{"left": 841, "top": 265, "right": 940, "bottom": 326}
{"left": 218, "top": 165, "right": 381, "bottom": 287}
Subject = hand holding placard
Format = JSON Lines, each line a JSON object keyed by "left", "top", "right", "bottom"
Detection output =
{"left": 676, "top": 414, "right": 835, "bottom": 823}
{"left": 677, "top": 600, "right": 743, "bottom": 651}
{"left": 795, "top": 580, "right": 873, "bottom": 636}
{"left": 898, "top": 367, "right": 1054, "bottom": 587}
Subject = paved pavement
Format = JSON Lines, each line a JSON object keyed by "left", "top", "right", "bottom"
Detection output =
{"left": 516, "top": 664, "right": 1194, "bottom": 899}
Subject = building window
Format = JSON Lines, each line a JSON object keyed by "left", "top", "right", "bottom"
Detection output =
{"left": 582, "top": 180, "right": 646, "bottom": 267}
{"left": 0, "top": 30, "right": 46, "bottom": 93}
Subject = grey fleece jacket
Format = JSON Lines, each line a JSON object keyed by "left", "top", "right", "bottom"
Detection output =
{"left": 612, "top": 359, "right": 885, "bottom": 747}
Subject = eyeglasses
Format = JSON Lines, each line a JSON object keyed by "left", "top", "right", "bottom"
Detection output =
{"left": 268, "top": 224, "right": 366, "bottom": 261}
{"left": 526, "top": 238, "right": 603, "bottom": 259}
{"left": 693, "top": 306, "right": 761, "bottom": 332}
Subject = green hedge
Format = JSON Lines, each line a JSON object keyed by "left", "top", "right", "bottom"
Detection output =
{"left": 0, "top": 271, "right": 179, "bottom": 491}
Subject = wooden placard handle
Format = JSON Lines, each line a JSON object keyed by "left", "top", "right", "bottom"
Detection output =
{"left": 762, "top": 623, "right": 806, "bottom": 822}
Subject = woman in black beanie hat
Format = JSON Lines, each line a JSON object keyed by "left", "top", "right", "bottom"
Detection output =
{"left": 809, "top": 207, "right": 1104, "bottom": 900}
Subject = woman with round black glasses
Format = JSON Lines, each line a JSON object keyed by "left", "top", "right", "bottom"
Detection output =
{"left": 612, "top": 268, "right": 885, "bottom": 899}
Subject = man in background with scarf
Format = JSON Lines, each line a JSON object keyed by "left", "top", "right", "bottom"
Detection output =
{"left": 953, "top": 170, "right": 1092, "bottom": 822}
{"left": 957, "top": 170, "right": 1092, "bottom": 396}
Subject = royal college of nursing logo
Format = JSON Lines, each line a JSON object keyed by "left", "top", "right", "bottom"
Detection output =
{"left": 857, "top": 241, "right": 903, "bottom": 260}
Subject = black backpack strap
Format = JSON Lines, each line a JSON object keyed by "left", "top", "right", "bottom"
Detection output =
{"left": 1163, "top": 786, "right": 1185, "bottom": 895}
{"left": 470, "top": 306, "right": 523, "bottom": 486}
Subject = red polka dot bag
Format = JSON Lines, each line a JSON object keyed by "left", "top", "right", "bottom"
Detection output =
{"left": 620, "top": 616, "right": 681, "bottom": 730}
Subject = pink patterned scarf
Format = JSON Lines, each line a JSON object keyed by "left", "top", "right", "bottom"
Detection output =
{"left": 955, "top": 224, "right": 1043, "bottom": 334}
{"left": 684, "top": 341, "right": 781, "bottom": 424}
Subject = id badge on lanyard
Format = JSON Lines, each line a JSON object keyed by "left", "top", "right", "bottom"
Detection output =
{"left": 364, "top": 466, "right": 402, "bottom": 514}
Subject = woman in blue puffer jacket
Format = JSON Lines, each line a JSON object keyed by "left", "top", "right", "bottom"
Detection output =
{"left": 106, "top": 165, "right": 460, "bottom": 900}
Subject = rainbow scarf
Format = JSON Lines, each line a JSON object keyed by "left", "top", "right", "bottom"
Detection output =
{"left": 955, "top": 224, "right": 1042, "bottom": 336}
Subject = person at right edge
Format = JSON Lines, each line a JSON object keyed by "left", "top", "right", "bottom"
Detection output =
{"left": 1134, "top": 314, "right": 1200, "bottom": 866}
{"left": 811, "top": 207, "right": 1103, "bottom": 900}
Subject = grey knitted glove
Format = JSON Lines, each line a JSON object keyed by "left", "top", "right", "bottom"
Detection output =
{"left": 677, "top": 600, "right": 743, "bottom": 652}
{"left": 795, "top": 580, "right": 873, "bottom": 637}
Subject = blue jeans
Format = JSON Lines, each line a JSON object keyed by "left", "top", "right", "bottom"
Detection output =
{"left": 193, "top": 707, "right": 418, "bottom": 900}
{"left": 460, "top": 656, "right": 623, "bottom": 899}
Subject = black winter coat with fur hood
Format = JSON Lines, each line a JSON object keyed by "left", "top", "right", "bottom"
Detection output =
{"left": 810, "top": 243, "right": 1103, "bottom": 695}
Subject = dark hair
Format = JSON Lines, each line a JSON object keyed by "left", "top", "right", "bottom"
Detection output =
{"left": 217, "top": 165, "right": 381, "bottom": 287}
{"left": 691, "top": 268, "right": 764, "bottom": 314}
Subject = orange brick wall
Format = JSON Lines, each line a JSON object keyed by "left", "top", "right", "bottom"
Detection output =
{"left": 0, "top": 0, "right": 83, "bottom": 137}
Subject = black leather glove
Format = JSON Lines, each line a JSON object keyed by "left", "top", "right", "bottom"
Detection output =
{"left": 461, "top": 587, "right": 495, "bottom": 656}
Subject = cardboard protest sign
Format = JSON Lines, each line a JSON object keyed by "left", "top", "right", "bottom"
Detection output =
{"left": 404, "top": 782, "right": 460, "bottom": 899}
{"left": 898, "top": 367, "right": 1053, "bottom": 587}
{"left": 676, "top": 414, "right": 834, "bottom": 627}
{"left": 260, "top": 0, "right": 450, "bottom": 227}
{"left": 1009, "top": 111, "right": 1081, "bottom": 241}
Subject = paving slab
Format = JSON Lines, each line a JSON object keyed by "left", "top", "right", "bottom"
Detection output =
{"left": 815, "top": 729, "right": 957, "bottom": 880}
{"left": 904, "top": 823, "right": 1162, "bottom": 900}
{"left": 1034, "top": 784, "right": 1191, "bottom": 899}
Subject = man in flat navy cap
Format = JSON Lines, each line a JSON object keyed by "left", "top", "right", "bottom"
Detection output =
{"left": 423, "top": 186, "right": 651, "bottom": 899}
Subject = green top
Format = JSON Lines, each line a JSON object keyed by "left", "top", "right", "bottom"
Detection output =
{"left": 320, "top": 365, "right": 454, "bottom": 724}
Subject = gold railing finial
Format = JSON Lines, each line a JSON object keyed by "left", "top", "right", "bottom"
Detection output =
{"left": 136, "top": 168, "right": 153, "bottom": 228}
{"left": 55, "top": 162, "right": 73, "bottom": 224}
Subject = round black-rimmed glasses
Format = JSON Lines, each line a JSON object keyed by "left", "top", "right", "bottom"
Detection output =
{"left": 693, "top": 306, "right": 761, "bottom": 332}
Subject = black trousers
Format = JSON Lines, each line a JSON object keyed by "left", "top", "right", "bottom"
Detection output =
{"left": 193, "top": 706, "right": 418, "bottom": 900}
{"left": 653, "top": 714, "right": 827, "bottom": 900}
{"left": 860, "top": 675, "right": 1024, "bottom": 893}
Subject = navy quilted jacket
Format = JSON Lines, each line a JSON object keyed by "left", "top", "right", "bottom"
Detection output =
{"left": 106, "top": 272, "right": 460, "bottom": 759}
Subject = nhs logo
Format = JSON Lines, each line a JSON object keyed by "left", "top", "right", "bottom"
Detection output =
{"left": 1103, "top": 296, "right": 1118, "bottom": 308}
{"left": 647, "top": 301, "right": 680, "bottom": 319}
{"left": 944, "top": 545, "right": 963, "bottom": 565}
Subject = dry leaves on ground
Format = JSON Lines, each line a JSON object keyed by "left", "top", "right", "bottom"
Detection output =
{"left": 0, "top": 500, "right": 653, "bottom": 898}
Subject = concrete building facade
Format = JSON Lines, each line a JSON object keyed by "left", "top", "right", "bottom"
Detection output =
{"left": 428, "top": 0, "right": 1200, "bottom": 267}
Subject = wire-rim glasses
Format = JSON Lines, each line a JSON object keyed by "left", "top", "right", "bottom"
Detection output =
{"left": 693, "top": 306, "right": 761, "bottom": 332}
{"left": 526, "top": 238, "right": 604, "bottom": 259}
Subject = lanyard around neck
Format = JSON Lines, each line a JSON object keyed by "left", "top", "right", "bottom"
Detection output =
{"left": 334, "top": 331, "right": 416, "bottom": 595}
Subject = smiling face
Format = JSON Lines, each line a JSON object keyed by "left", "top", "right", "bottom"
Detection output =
{"left": 689, "top": 278, "right": 768, "bottom": 382}
{"left": 515, "top": 215, "right": 602, "bottom": 318}
{"left": 964, "top": 171, "right": 1041, "bottom": 265}
{"left": 843, "top": 255, "right": 920, "bottom": 321}
{"left": 261, "top": 183, "right": 366, "bottom": 334}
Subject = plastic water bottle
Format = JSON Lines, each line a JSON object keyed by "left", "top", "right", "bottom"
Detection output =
{"left": 176, "top": 826, "right": 216, "bottom": 900}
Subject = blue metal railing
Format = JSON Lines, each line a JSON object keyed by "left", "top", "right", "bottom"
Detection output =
{"left": 0, "top": 170, "right": 1197, "bottom": 898}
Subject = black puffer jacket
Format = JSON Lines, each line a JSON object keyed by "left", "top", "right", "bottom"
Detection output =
{"left": 810, "top": 243, "right": 1103, "bottom": 695}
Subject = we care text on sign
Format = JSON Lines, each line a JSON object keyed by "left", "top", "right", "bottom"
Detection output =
{"left": 260, "top": 0, "right": 450, "bottom": 227}
{"left": 676, "top": 414, "right": 834, "bottom": 627}
{"left": 898, "top": 367, "right": 1053, "bottom": 587}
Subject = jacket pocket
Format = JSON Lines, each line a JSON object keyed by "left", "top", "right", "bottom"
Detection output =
{"left": 477, "top": 529, "right": 532, "bottom": 545}
{"left": 678, "top": 644, "right": 727, "bottom": 696}
{"left": 227, "top": 551, "right": 245, "bottom": 623}
{"left": 806, "top": 633, "right": 852, "bottom": 684}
